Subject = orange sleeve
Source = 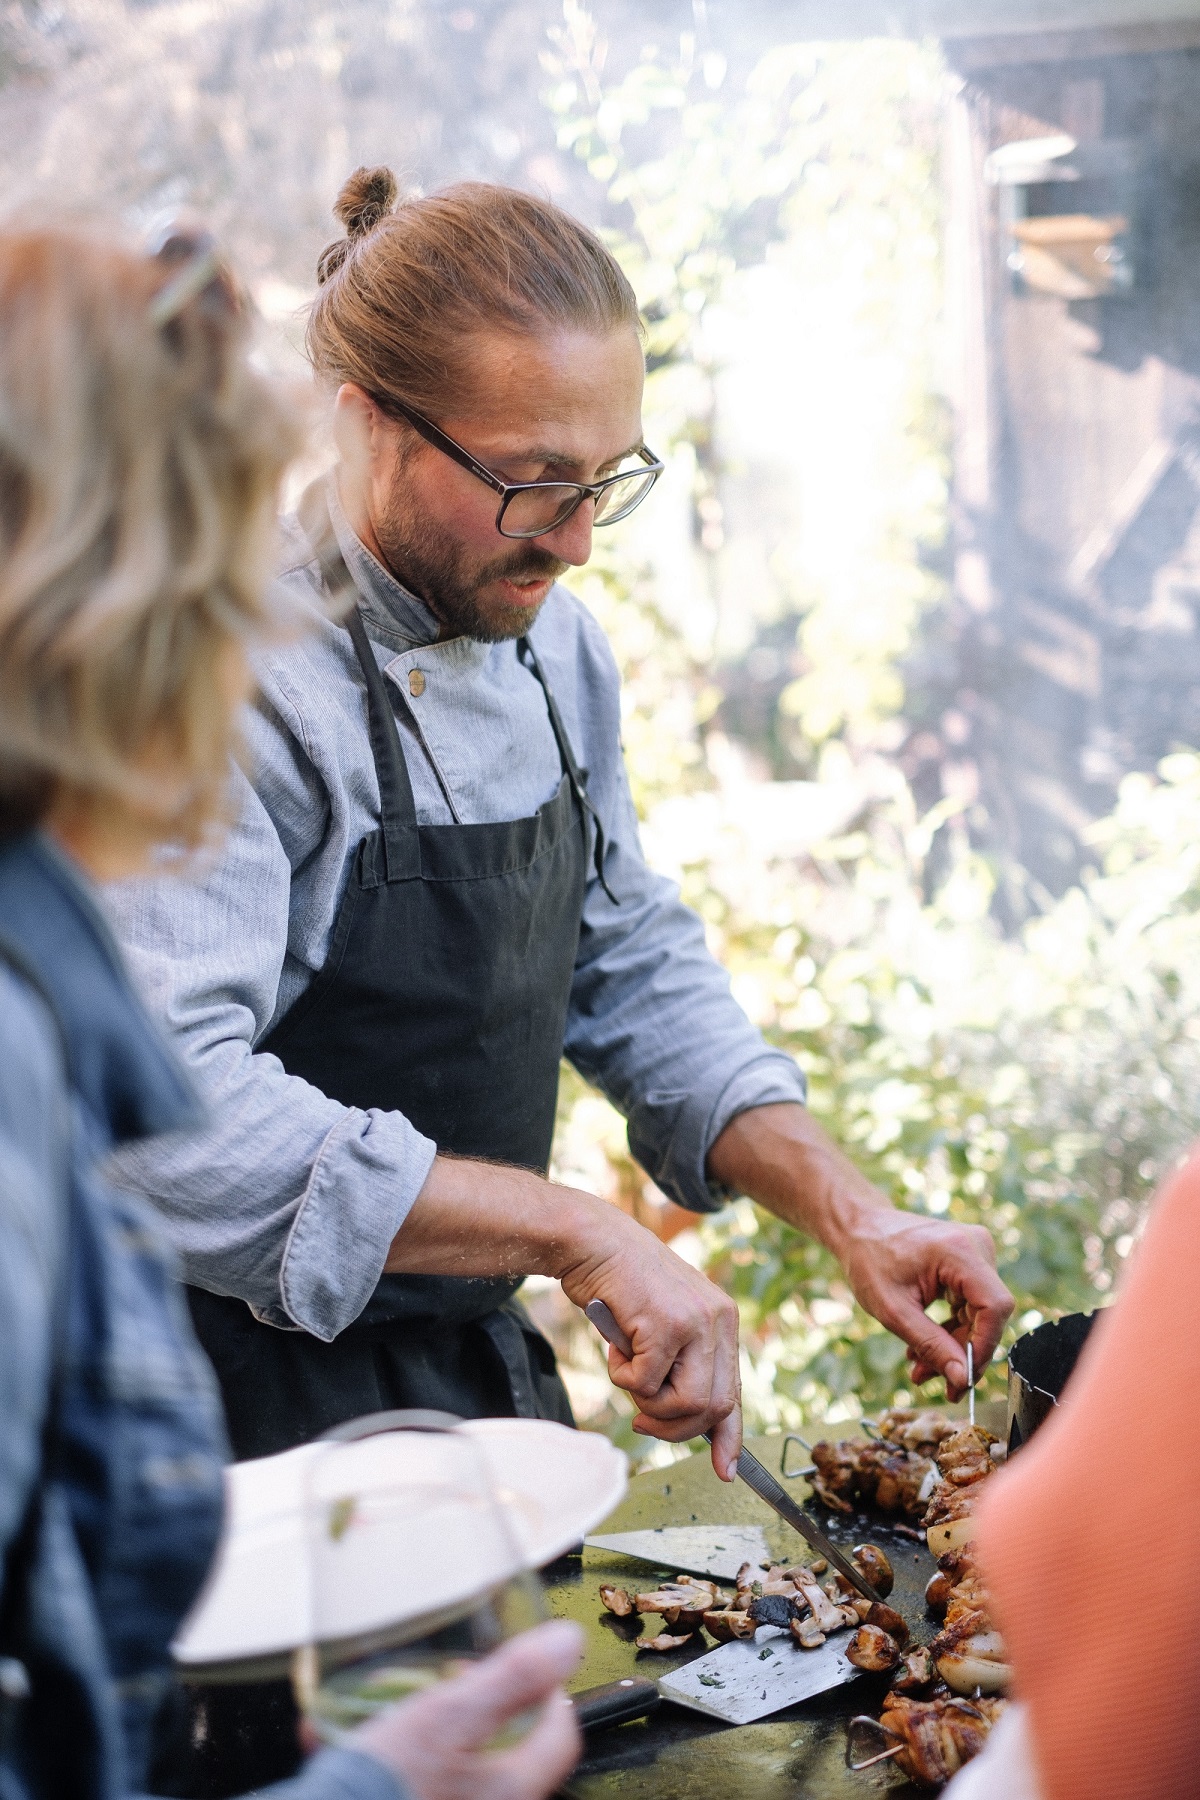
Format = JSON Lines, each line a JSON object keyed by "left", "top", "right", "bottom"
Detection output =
{"left": 974, "top": 1146, "right": 1200, "bottom": 1800}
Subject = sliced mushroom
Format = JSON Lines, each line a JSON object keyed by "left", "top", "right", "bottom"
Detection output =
{"left": 924, "top": 1571, "right": 951, "bottom": 1617}
{"left": 851, "top": 1544, "right": 894, "bottom": 1598}
{"left": 796, "top": 1580, "right": 852, "bottom": 1635}
{"left": 864, "top": 1602, "right": 910, "bottom": 1647}
{"left": 790, "top": 1617, "right": 827, "bottom": 1650}
{"left": 846, "top": 1623, "right": 901, "bottom": 1672}
{"left": 636, "top": 1630, "right": 697, "bottom": 1652}
{"left": 632, "top": 1582, "right": 715, "bottom": 1615}
{"left": 598, "top": 1585, "right": 637, "bottom": 1618}
{"left": 703, "top": 1607, "right": 757, "bottom": 1643}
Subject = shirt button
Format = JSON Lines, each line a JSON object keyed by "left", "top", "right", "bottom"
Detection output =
{"left": 408, "top": 669, "right": 426, "bottom": 697}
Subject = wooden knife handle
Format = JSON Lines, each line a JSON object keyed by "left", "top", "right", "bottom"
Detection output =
{"left": 569, "top": 1676, "right": 661, "bottom": 1731}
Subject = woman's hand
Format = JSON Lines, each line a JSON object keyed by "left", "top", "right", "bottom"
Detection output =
{"left": 352, "top": 1619, "right": 585, "bottom": 1800}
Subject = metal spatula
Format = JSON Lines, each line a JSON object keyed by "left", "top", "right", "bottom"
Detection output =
{"left": 571, "top": 1625, "right": 862, "bottom": 1729}
{"left": 584, "top": 1523, "right": 773, "bottom": 1582}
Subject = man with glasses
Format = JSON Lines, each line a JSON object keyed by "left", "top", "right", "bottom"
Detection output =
{"left": 108, "top": 172, "right": 1012, "bottom": 1471}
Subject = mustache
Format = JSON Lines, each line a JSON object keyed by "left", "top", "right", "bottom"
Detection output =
{"left": 486, "top": 547, "right": 569, "bottom": 585}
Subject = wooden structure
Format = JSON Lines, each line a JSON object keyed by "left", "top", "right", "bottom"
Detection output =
{"left": 727, "top": 1, "right": 1200, "bottom": 901}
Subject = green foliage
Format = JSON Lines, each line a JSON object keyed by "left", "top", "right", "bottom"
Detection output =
{"left": 541, "top": 10, "right": 1200, "bottom": 1442}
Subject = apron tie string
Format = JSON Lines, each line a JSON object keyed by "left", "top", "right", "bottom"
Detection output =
{"left": 518, "top": 637, "right": 620, "bottom": 906}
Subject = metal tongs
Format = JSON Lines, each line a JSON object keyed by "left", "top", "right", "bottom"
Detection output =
{"left": 584, "top": 1298, "right": 884, "bottom": 1606}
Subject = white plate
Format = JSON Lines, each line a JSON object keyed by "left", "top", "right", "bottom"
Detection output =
{"left": 172, "top": 1418, "right": 627, "bottom": 1671}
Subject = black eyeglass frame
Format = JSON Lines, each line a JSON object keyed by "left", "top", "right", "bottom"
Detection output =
{"left": 373, "top": 394, "right": 665, "bottom": 540}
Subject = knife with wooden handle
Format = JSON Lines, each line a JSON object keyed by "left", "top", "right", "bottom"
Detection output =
{"left": 583, "top": 1298, "right": 883, "bottom": 1606}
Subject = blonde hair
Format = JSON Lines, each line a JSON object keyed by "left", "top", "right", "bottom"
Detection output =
{"left": 0, "top": 224, "right": 301, "bottom": 847}
{"left": 307, "top": 167, "right": 640, "bottom": 417}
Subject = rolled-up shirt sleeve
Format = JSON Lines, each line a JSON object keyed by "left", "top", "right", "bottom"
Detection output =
{"left": 557, "top": 621, "right": 807, "bottom": 1215}
{"left": 105, "top": 727, "right": 436, "bottom": 1342}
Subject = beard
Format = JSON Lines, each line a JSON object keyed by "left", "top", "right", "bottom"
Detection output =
{"left": 372, "top": 490, "right": 567, "bottom": 644}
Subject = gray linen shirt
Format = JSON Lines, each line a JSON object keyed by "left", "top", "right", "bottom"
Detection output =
{"left": 105, "top": 488, "right": 806, "bottom": 1341}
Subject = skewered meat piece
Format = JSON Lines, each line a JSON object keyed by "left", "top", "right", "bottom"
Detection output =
{"left": 935, "top": 1425, "right": 1001, "bottom": 1489}
{"left": 810, "top": 1437, "right": 934, "bottom": 1521}
{"left": 599, "top": 1585, "right": 638, "bottom": 1617}
{"left": 876, "top": 1693, "right": 1007, "bottom": 1788}
{"left": 926, "top": 1550, "right": 1010, "bottom": 1696}
{"left": 924, "top": 1484, "right": 981, "bottom": 1555}
{"left": 892, "top": 1644, "right": 936, "bottom": 1694}
{"left": 876, "top": 1409, "right": 962, "bottom": 1455}
{"left": 847, "top": 1623, "right": 901, "bottom": 1672}
{"left": 810, "top": 1439, "right": 860, "bottom": 1514}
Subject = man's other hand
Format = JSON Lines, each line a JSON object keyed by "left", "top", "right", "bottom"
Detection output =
{"left": 836, "top": 1206, "right": 1012, "bottom": 1399}
{"left": 707, "top": 1102, "right": 1013, "bottom": 1401}
{"left": 354, "top": 1619, "right": 585, "bottom": 1800}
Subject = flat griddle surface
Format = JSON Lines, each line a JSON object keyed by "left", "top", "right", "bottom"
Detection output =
{"left": 547, "top": 1424, "right": 993, "bottom": 1798}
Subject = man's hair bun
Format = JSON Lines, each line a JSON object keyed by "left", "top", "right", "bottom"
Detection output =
{"left": 317, "top": 166, "right": 398, "bottom": 285}
{"left": 336, "top": 166, "right": 399, "bottom": 239}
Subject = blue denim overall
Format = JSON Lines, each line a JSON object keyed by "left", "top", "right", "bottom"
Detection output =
{"left": 0, "top": 838, "right": 401, "bottom": 1800}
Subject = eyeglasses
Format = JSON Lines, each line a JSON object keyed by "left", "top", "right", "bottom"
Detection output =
{"left": 373, "top": 395, "right": 664, "bottom": 540}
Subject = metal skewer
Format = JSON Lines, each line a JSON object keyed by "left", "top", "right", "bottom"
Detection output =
{"left": 967, "top": 1340, "right": 975, "bottom": 1427}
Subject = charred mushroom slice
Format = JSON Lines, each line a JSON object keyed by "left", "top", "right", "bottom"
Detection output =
{"left": 598, "top": 1585, "right": 637, "bottom": 1618}
{"left": 846, "top": 1624, "right": 901, "bottom": 1672}
{"left": 748, "top": 1593, "right": 798, "bottom": 1629}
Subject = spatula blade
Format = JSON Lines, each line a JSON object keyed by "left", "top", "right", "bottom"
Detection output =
{"left": 656, "top": 1628, "right": 860, "bottom": 1726}
{"left": 583, "top": 1525, "right": 773, "bottom": 1582}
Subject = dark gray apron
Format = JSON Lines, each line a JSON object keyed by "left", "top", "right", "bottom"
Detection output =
{"left": 187, "top": 503, "right": 613, "bottom": 1462}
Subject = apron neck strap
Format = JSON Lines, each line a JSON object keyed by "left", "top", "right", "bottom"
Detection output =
{"left": 343, "top": 605, "right": 422, "bottom": 879}
{"left": 518, "top": 637, "right": 619, "bottom": 906}
{"left": 297, "top": 481, "right": 421, "bottom": 880}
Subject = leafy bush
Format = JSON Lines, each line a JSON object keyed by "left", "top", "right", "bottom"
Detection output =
{"left": 536, "top": 10, "right": 1200, "bottom": 1445}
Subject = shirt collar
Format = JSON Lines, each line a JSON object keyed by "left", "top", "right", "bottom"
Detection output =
{"left": 326, "top": 476, "right": 442, "bottom": 652}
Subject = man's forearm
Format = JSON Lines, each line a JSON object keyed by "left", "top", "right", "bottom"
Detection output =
{"left": 382, "top": 1153, "right": 620, "bottom": 1281}
{"left": 386, "top": 1151, "right": 745, "bottom": 1476}
{"left": 705, "top": 1100, "right": 885, "bottom": 1257}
